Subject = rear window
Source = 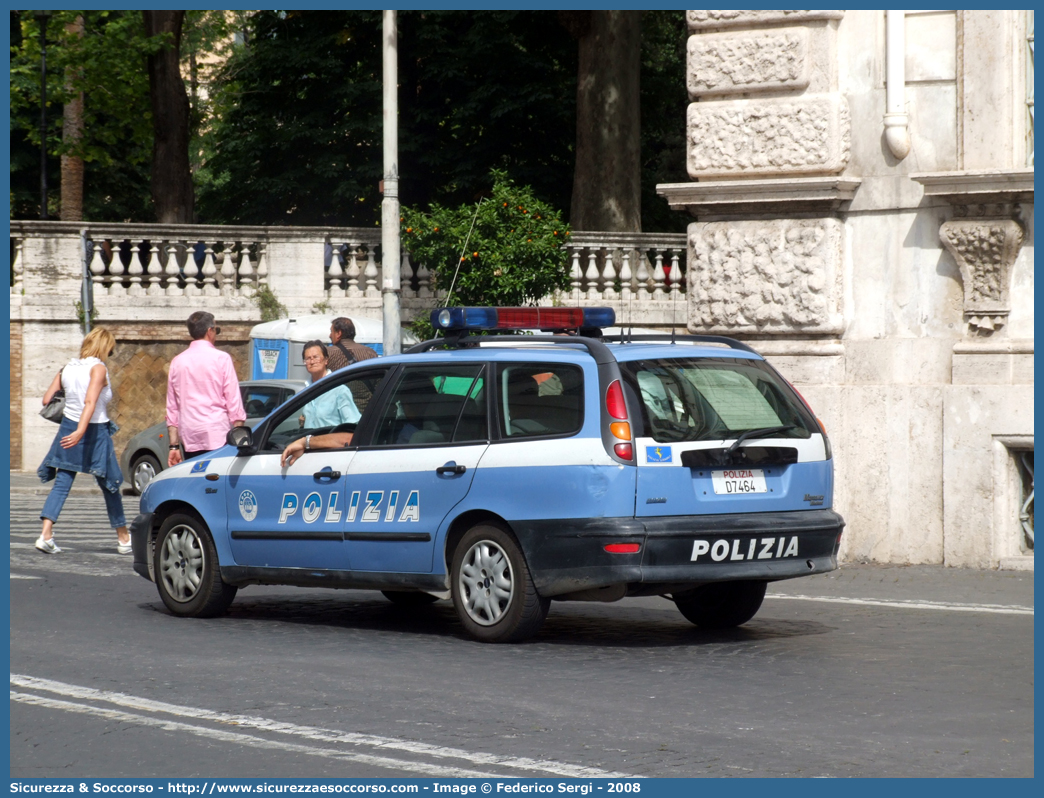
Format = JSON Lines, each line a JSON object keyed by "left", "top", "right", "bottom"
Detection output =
{"left": 621, "top": 358, "right": 815, "bottom": 443}
{"left": 497, "top": 363, "right": 583, "bottom": 439}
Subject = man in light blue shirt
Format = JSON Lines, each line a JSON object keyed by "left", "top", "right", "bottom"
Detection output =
{"left": 300, "top": 341, "right": 361, "bottom": 429}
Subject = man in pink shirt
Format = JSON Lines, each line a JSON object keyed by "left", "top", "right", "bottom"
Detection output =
{"left": 166, "top": 311, "right": 246, "bottom": 466}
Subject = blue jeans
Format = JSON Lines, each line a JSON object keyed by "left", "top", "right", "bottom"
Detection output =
{"left": 40, "top": 469, "right": 126, "bottom": 528}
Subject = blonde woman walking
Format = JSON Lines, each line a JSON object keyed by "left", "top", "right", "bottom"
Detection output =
{"left": 36, "top": 327, "right": 130, "bottom": 555}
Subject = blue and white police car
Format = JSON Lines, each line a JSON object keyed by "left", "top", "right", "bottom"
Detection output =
{"left": 130, "top": 307, "right": 844, "bottom": 643}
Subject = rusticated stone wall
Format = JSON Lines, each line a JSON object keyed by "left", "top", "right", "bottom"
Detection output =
{"left": 11, "top": 321, "right": 23, "bottom": 470}
{"left": 687, "top": 29, "right": 810, "bottom": 96}
{"left": 686, "top": 10, "right": 843, "bottom": 30}
{"left": 687, "top": 96, "right": 850, "bottom": 177}
{"left": 688, "top": 218, "right": 843, "bottom": 334}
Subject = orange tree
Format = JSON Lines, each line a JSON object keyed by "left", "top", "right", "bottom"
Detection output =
{"left": 401, "top": 170, "right": 571, "bottom": 315}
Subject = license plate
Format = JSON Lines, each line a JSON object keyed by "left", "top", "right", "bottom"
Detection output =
{"left": 711, "top": 468, "right": 767, "bottom": 494}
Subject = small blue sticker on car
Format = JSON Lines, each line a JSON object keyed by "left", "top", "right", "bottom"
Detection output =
{"left": 190, "top": 459, "right": 211, "bottom": 474}
{"left": 646, "top": 446, "right": 672, "bottom": 463}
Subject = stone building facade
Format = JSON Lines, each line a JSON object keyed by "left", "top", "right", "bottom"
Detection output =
{"left": 660, "top": 10, "right": 1034, "bottom": 569}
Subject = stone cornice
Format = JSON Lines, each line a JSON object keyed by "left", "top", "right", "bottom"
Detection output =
{"left": 9, "top": 220, "right": 381, "bottom": 242}
{"left": 910, "top": 169, "right": 1035, "bottom": 203}
{"left": 656, "top": 177, "right": 861, "bottom": 216}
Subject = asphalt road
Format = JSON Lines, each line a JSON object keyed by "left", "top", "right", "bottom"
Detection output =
{"left": 8, "top": 487, "right": 1035, "bottom": 779}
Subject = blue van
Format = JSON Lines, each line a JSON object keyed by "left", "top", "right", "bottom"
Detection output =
{"left": 131, "top": 307, "right": 843, "bottom": 643}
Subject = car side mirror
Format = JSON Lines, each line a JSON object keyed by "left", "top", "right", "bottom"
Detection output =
{"left": 227, "top": 426, "right": 253, "bottom": 449}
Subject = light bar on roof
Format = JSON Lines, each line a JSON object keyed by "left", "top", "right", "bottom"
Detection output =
{"left": 431, "top": 307, "right": 616, "bottom": 331}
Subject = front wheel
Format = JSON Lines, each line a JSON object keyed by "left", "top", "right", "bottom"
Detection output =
{"left": 674, "top": 580, "right": 767, "bottom": 629}
{"left": 154, "top": 513, "right": 237, "bottom": 618}
{"left": 450, "top": 524, "right": 549, "bottom": 643}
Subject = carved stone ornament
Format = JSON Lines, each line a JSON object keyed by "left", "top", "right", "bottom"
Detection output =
{"left": 939, "top": 218, "right": 1024, "bottom": 333}
{"left": 686, "top": 10, "right": 844, "bottom": 31}
{"left": 687, "top": 28, "right": 810, "bottom": 97}
{"left": 688, "top": 218, "right": 844, "bottom": 334}
{"left": 687, "top": 95, "right": 850, "bottom": 178}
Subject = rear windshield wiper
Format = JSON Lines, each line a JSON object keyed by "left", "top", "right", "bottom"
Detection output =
{"left": 724, "top": 425, "right": 797, "bottom": 457}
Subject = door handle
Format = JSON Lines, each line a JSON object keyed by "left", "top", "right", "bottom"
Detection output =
{"left": 436, "top": 464, "right": 467, "bottom": 475}
{"left": 313, "top": 470, "right": 342, "bottom": 480}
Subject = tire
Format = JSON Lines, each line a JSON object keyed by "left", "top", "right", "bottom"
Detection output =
{"left": 129, "top": 452, "right": 161, "bottom": 495}
{"left": 154, "top": 513, "right": 237, "bottom": 618}
{"left": 674, "top": 581, "right": 767, "bottom": 629}
{"left": 450, "top": 523, "right": 550, "bottom": 643}
{"left": 382, "top": 590, "right": 439, "bottom": 606}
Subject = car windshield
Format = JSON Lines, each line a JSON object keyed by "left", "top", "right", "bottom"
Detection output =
{"left": 621, "top": 357, "right": 815, "bottom": 444}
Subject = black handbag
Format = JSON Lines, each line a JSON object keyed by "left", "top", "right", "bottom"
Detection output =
{"left": 40, "top": 370, "right": 66, "bottom": 423}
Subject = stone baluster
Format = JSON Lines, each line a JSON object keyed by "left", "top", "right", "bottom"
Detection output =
{"left": 108, "top": 243, "right": 127, "bottom": 297}
{"left": 651, "top": 249, "right": 667, "bottom": 300}
{"left": 183, "top": 243, "right": 200, "bottom": 296}
{"left": 127, "top": 242, "right": 144, "bottom": 295}
{"left": 219, "top": 242, "right": 236, "bottom": 296}
{"left": 11, "top": 238, "right": 23, "bottom": 294}
{"left": 568, "top": 249, "right": 583, "bottom": 301}
{"left": 327, "top": 241, "right": 344, "bottom": 298}
{"left": 668, "top": 249, "right": 684, "bottom": 298}
{"left": 165, "top": 243, "right": 182, "bottom": 296}
{"left": 416, "top": 260, "right": 432, "bottom": 298}
{"left": 618, "top": 249, "right": 633, "bottom": 301}
{"left": 145, "top": 242, "right": 164, "bottom": 295}
{"left": 634, "top": 249, "right": 651, "bottom": 298}
{"left": 585, "top": 250, "right": 600, "bottom": 300}
{"left": 201, "top": 245, "right": 219, "bottom": 295}
{"left": 345, "top": 246, "right": 362, "bottom": 297}
{"left": 87, "top": 241, "right": 106, "bottom": 296}
{"left": 400, "top": 252, "right": 416, "bottom": 299}
{"left": 601, "top": 248, "right": 618, "bottom": 299}
{"left": 255, "top": 243, "right": 268, "bottom": 288}
{"left": 363, "top": 248, "right": 379, "bottom": 297}
{"left": 239, "top": 244, "right": 255, "bottom": 296}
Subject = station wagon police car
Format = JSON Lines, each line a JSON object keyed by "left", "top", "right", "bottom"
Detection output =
{"left": 130, "top": 307, "right": 844, "bottom": 643}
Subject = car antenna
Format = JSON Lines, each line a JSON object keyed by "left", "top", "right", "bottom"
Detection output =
{"left": 438, "top": 198, "right": 486, "bottom": 338}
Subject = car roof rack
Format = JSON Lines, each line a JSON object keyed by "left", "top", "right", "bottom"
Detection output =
{"left": 405, "top": 333, "right": 617, "bottom": 365}
{"left": 600, "top": 333, "right": 759, "bottom": 355}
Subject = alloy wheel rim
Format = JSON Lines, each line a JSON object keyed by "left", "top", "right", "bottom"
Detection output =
{"left": 458, "top": 539, "right": 514, "bottom": 626}
{"left": 134, "top": 460, "right": 157, "bottom": 492}
{"left": 159, "top": 525, "right": 205, "bottom": 603}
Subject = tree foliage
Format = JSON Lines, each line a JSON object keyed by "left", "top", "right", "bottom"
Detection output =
{"left": 401, "top": 170, "right": 571, "bottom": 308}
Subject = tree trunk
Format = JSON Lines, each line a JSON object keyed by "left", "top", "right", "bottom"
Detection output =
{"left": 143, "top": 10, "right": 194, "bottom": 223}
{"left": 60, "top": 14, "right": 85, "bottom": 222}
{"left": 566, "top": 10, "right": 642, "bottom": 232}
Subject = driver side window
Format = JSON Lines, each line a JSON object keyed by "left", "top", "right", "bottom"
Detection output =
{"left": 262, "top": 369, "right": 388, "bottom": 452}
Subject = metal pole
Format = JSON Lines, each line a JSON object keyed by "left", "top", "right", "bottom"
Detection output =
{"left": 36, "top": 12, "right": 50, "bottom": 220}
{"left": 80, "top": 229, "right": 93, "bottom": 334}
{"left": 381, "top": 10, "right": 402, "bottom": 356}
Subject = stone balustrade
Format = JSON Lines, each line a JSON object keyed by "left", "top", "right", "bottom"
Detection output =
{"left": 10, "top": 221, "right": 687, "bottom": 326}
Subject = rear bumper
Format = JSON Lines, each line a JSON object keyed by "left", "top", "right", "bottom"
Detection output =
{"left": 512, "top": 509, "right": 844, "bottom": 597}
{"left": 130, "top": 512, "right": 154, "bottom": 581}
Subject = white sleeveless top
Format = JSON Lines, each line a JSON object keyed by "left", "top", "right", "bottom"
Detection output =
{"left": 61, "top": 357, "right": 113, "bottom": 423}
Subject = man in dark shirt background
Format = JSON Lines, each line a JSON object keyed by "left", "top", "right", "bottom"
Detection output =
{"left": 327, "top": 317, "right": 378, "bottom": 371}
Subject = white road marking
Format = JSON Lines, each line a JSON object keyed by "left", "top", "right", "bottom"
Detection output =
{"left": 11, "top": 675, "right": 637, "bottom": 779}
{"left": 10, "top": 574, "right": 42, "bottom": 580}
{"left": 766, "top": 594, "right": 1033, "bottom": 615}
{"left": 10, "top": 691, "right": 494, "bottom": 778}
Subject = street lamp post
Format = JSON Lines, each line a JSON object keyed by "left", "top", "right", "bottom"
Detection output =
{"left": 34, "top": 10, "right": 52, "bottom": 220}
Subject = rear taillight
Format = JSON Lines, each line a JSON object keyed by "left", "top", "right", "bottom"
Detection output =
{"left": 604, "top": 542, "right": 641, "bottom": 554}
{"left": 605, "top": 380, "right": 633, "bottom": 462}
{"left": 783, "top": 378, "right": 832, "bottom": 459}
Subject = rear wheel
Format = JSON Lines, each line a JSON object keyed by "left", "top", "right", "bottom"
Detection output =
{"left": 154, "top": 513, "right": 237, "bottom": 618}
{"left": 451, "top": 524, "right": 549, "bottom": 643}
{"left": 381, "top": 590, "right": 439, "bottom": 606}
{"left": 129, "top": 453, "right": 161, "bottom": 495}
{"left": 674, "top": 581, "right": 766, "bottom": 629}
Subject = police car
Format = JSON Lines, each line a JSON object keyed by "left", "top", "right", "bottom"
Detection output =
{"left": 130, "top": 307, "right": 844, "bottom": 643}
